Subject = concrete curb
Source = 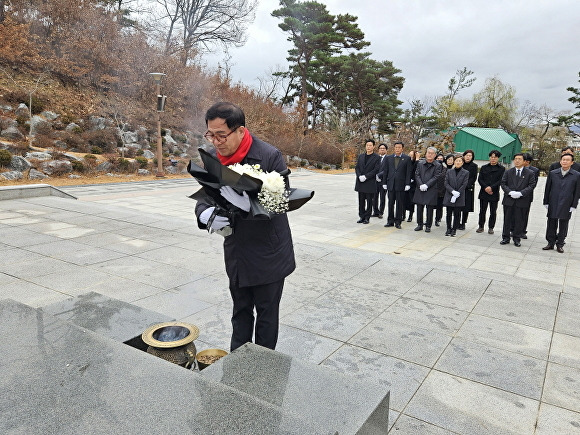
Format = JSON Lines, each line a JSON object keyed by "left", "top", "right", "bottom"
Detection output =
{"left": 0, "top": 184, "right": 76, "bottom": 201}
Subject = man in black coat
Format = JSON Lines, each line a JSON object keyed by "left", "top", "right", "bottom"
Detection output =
{"left": 355, "top": 139, "right": 381, "bottom": 224}
{"left": 476, "top": 150, "right": 505, "bottom": 234}
{"left": 548, "top": 146, "right": 580, "bottom": 172}
{"left": 500, "top": 153, "right": 537, "bottom": 247}
{"left": 194, "top": 102, "right": 295, "bottom": 352}
{"left": 412, "top": 147, "right": 442, "bottom": 232}
{"left": 542, "top": 153, "right": 580, "bottom": 253}
{"left": 382, "top": 141, "right": 412, "bottom": 229}
{"left": 372, "top": 143, "right": 388, "bottom": 218}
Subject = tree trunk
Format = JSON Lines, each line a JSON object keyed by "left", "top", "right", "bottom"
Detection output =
{"left": 0, "top": 0, "right": 5, "bottom": 23}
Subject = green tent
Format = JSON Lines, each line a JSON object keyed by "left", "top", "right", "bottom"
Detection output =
{"left": 454, "top": 127, "right": 522, "bottom": 164}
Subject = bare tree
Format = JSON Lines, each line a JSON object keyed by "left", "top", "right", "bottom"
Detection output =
{"left": 153, "top": 0, "right": 257, "bottom": 65}
{"left": 1, "top": 0, "right": 5, "bottom": 23}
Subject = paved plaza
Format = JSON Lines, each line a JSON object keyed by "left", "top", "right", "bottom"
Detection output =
{"left": 1, "top": 171, "right": 580, "bottom": 434}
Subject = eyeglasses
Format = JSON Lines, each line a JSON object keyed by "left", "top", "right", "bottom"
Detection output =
{"left": 203, "top": 127, "right": 238, "bottom": 144}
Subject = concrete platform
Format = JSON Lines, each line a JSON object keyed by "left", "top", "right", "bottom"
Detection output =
{"left": 1, "top": 172, "right": 579, "bottom": 434}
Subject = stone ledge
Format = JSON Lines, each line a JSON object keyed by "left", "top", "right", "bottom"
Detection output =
{"left": 0, "top": 183, "right": 76, "bottom": 200}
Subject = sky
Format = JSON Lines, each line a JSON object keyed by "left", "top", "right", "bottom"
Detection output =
{"left": 202, "top": 0, "right": 580, "bottom": 114}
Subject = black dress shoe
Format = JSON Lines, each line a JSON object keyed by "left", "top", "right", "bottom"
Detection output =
{"left": 414, "top": 225, "right": 423, "bottom": 231}
{"left": 522, "top": 234, "right": 528, "bottom": 239}
{"left": 357, "top": 219, "right": 364, "bottom": 223}
{"left": 557, "top": 246, "right": 564, "bottom": 253}
{"left": 445, "top": 229, "right": 451, "bottom": 236}
{"left": 500, "top": 239, "right": 510, "bottom": 245}
{"left": 378, "top": 214, "right": 383, "bottom": 219}
{"left": 514, "top": 240, "right": 521, "bottom": 247}
{"left": 435, "top": 220, "right": 440, "bottom": 227}
{"left": 542, "top": 245, "right": 554, "bottom": 250}
{"left": 362, "top": 220, "right": 369, "bottom": 224}
{"left": 425, "top": 227, "right": 431, "bottom": 233}
{"left": 406, "top": 217, "right": 412, "bottom": 222}
{"left": 458, "top": 224, "right": 465, "bottom": 230}
{"left": 395, "top": 223, "right": 402, "bottom": 229}
{"left": 384, "top": 222, "right": 394, "bottom": 227}
{"left": 450, "top": 230, "right": 456, "bottom": 237}
{"left": 370, "top": 214, "right": 379, "bottom": 217}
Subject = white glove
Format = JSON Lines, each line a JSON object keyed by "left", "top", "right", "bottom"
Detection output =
{"left": 199, "top": 207, "right": 230, "bottom": 230}
{"left": 404, "top": 185, "right": 410, "bottom": 191}
{"left": 359, "top": 175, "right": 366, "bottom": 182}
{"left": 220, "top": 186, "right": 251, "bottom": 212}
{"left": 509, "top": 191, "right": 523, "bottom": 199}
{"left": 420, "top": 184, "right": 428, "bottom": 192}
{"left": 376, "top": 175, "right": 381, "bottom": 182}
{"left": 383, "top": 185, "right": 387, "bottom": 190}
{"left": 571, "top": 207, "right": 576, "bottom": 213}
{"left": 544, "top": 204, "right": 549, "bottom": 210}
{"left": 450, "top": 196, "right": 457, "bottom": 203}
{"left": 451, "top": 190, "right": 460, "bottom": 197}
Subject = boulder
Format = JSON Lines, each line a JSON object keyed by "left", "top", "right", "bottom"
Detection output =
{"left": 164, "top": 133, "right": 177, "bottom": 146}
{"left": 25, "top": 151, "right": 52, "bottom": 160}
{"left": 40, "top": 160, "right": 72, "bottom": 175}
{"left": 89, "top": 116, "right": 108, "bottom": 131}
{"left": 28, "top": 169, "right": 49, "bottom": 180}
{"left": 142, "top": 150, "right": 155, "bottom": 159}
{"left": 15, "top": 103, "right": 29, "bottom": 117}
{"left": 122, "top": 131, "right": 138, "bottom": 144}
{"left": 10, "top": 156, "right": 32, "bottom": 172}
{"left": 62, "top": 153, "right": 82, "bottom": 161}
{"left": 0, "top": 170, "right": 23, "bottom": 180}
{"left": 96, "top": 161, "right": 113, "bottom": 172}
{"left": 30, "top": 115, "right": 52, "bottom": 136}
{"left": 290, "top": 156, "right": 302, "bottom": 165}
{"left": 0, "top": 105, "right": 13, "bottom": 112}
{"left": 68, "top": 174, "right": 81, "bottom": 179}
{"left": 0, "top": 125, "right": 25, "bottom": 140}
{"left": 41, "top": 111, "right": 59, "bottom": 121}
{"left": 65, "top": 122, "right": 81, "bottom": 132}
{"left": 137, "top": 169, "right": 151, "bottom": 176}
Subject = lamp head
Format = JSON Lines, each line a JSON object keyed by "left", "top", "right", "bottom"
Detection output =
{"left": 149, "top": 72, "right": 166, "bottom": 84}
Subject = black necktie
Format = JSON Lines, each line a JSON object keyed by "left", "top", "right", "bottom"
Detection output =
{"left": 516, "top": 169, "right": 521, "bottom": 177}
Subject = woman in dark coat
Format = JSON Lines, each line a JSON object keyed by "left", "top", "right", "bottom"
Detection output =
{"left": 459, "top": 149, "right": 478, "bottom": 230}
{"left": 354, "top": 140, "right": 380, "bottom": 224}
{"left": 435, "top": 154, "right": 453, "bottom": 226}
{"left": 405, "top": 150, "right": 419, "bottom": 222}
{"left": 443, "top": 155, "right": 469, "bottom": 237}
{"left": 477, "top": 150, "right": 505, "bottom": 234}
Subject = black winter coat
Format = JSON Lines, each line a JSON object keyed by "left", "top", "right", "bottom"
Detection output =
{"left": 477, "top": 163, "right": 505, "bottom": 202}
{"left": 355, "top": 152, "right": 380, "bottom": 194}
{"left": 443, "top": 168, "right": 469, "bottom": 208}
{"left": 195, "top": 136, "right": 296, "bottom": 287}
{"left": 413, "top": 160, "right": 442, "bottom": 206}
{"left": 543, "top": 168, "right": 580, "bottom": 219}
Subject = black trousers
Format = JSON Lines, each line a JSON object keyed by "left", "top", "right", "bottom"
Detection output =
{"left": 546, "top": 217, "right": 570, "bottom": 247}
{"left": 478, "top": 199, "right": 499, "bottom": 229}
{"left": 387, "top": 190, "right": 405, "bottom": 224}
{"left": 416, "top": 204, "right": 434, "bottom": 227}
{"left": 446, "top": 206, "right": 461, "bottom": 230}
{"left": 502, "top": 205, "right": 526, "bottom": 242}
{"left": 358, "top": 192, "right": 374, "bottom": 220}
{"left": 435, "top": 196, "right": 444, "bottom": 222}
{"left": 229, "top": 278, "right": 284, "bottom": 352}
{"left": 373, "top": 185, "right": 387, "bottom": 215}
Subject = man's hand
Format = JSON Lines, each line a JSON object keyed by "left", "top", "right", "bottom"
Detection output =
{"left": 571, "top": 207, "right": 576, "bottom": 213}
{"left": 484, "top": 186, "right": 493, "bottom": 195}
{"left": 509, "top": 191, "right": 523, "bottom": 199}
{"left": 419, "top": 184, "right": 428, "bottom": 192}
{"left": 544, "top": 204, "right": 549, "bottom": 210}
{"left": 451, "top": 190, "right": 460, "bottom": 197}
{"left": 404, "top": 185, "right": 410, "bottom": 191}
{"left": 199, "top": 207, "right": 230, "bottom": 230}
{"left": 376, "top": 175, "right": 381, "bottom": 182}
{"left": 359, "top": 175, "right": 366, "bottom": 182}
{"left": 220, "top": 186, "right": 251, "bottom": 212}
{"left": 383, "top": 185, "right": 387, "bottom": 190}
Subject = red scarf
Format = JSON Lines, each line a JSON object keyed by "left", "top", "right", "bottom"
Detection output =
{"left": 217, "top": 128, "right": 253, "bottom": 165}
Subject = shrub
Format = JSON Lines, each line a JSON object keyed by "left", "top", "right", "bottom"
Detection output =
{"left": 71, "top": 160, "right": 85, "bottom": 172}
{"left": 83, "top": 154, "right": 98, "bottom": 171}
{"left": 316, "top": 163, "right": 322, "bottom": 169}
{"left": 84, "top": 154, "right": 97, "bottom": 161}
{"left": 32, "top": 134, "right": 54, "bottom": 149}
{"left": 0, "top": 149, "right": 12, "bottom": 167}
{"left": 117, "top": 158, "right": 130, "bottom": 172}
{"left": 91, "top": 146, "right": 103, "bottom": 154}
{"left": 16, "top": 115, "right": 28, "bottom": 126}
{"left": 134, "top": 156, "right": 148, "bottom": 169}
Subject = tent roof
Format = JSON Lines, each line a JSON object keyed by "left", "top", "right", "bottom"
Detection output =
{"left": 460, "top": 127, "right": 516, "bottom": 148}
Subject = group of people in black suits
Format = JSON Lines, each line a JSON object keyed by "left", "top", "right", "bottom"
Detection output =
{"left": 355, "top": 141, "right": 580, "bottom": 252}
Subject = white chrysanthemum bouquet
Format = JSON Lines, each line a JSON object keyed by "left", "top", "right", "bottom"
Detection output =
{"left": 228, "top": 163, "right": 289, "bottom": 213}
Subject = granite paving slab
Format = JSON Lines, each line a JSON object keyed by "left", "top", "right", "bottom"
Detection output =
{"left": 348, "top": 316, "right": 452, "bottom": 366}
{"left": 275, "top": 324, "right": 343, "bottom": 365}
{"left": 405, "top": 370, "right": 539, "bottom": 434}
{"left": 554, "top": 293, "right": 580, "bottom": 338}
{"left": 535, "top": 403, "right": 580, "bottom": 434}
{"left": 542, "top": 362, "right": 580, "bottom": 410}
{"left": 434, "top": 337, "right": 546, "bottom": 399}
{"left": 390, "top": 415, "right": 456, "bottom": 434}
{"left": 549, "top": 332, "right": 580, "bottom": 370}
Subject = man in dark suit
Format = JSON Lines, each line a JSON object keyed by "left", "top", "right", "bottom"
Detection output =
{"left": 476, "top": 150, "right": 505, "bottom": 234}
{"left": 500, "top": 153, "right": 537, "bottom": 247}
{"left": 355, "top": 139, "right": 380, "bottom": 224}
{"left": 372, "top": 143, "right": 388, "bottom": 218}
{"left": 520, "top": 153, "right": 540, "bottom": 238}
{"left": 413, "top": 146, "right": 442, "bottom": 232}
{"left": 382, "top": 141, "right": 412, "bottom": 229}
{"left": 542, "top": 153, "right": 580, "bottom": 253}
{"left": 549, "top": 146, "right": 580, "bottom": 172}
{"left": 195, "top": 101, "right": 295, "bottom": 352}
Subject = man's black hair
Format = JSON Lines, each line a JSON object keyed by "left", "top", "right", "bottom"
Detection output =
{"left": 205, "top": 101, "right": 245, "bottom": 130}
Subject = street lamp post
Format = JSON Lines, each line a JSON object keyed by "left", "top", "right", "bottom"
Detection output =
{"left": 149, "top": 72, "right": 166, "bottom": 177}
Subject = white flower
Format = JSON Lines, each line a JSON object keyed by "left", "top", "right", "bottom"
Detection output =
{"left": 228, "top": 163, "right": 289, "bottom": 213}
